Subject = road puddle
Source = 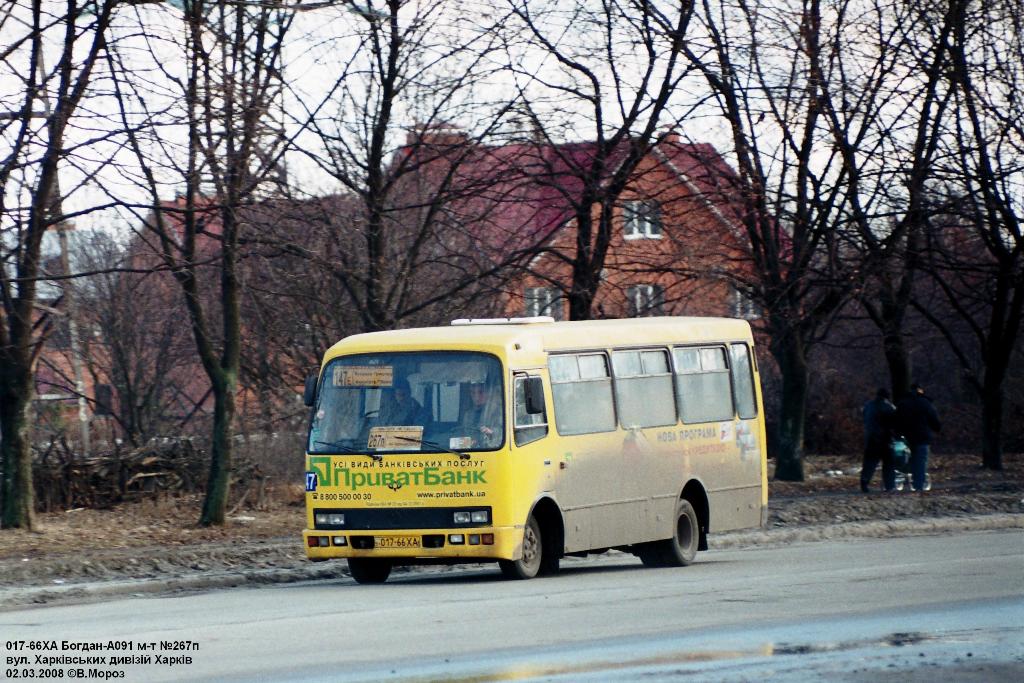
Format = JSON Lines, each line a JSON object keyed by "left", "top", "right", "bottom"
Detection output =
{"left": 428, "top": 630, "right": 969, "bottom": 682}
{"left": 432, "top": 644, "right": 774, "bottom": 682}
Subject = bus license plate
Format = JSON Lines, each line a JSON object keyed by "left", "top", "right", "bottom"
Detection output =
{"left": 375, "top": 536, "right": 421, "bottom": 549}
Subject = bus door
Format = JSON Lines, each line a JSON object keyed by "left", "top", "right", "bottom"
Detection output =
{"left": 546, "top": 352, "right": 635, "bottom": 551}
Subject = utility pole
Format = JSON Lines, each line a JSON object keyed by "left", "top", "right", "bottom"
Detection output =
{"left": 8, "top": 43, "right": 93, "bottom": 456}
{"left": 55, "top": 218, "right": 91, "bottom": 457}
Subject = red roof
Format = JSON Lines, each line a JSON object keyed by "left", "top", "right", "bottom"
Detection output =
{"left": 142, "top": 135, "right": 748, "bottom": 261}
{"left": 427, "top": 135, "right": 745, "bottom": 253}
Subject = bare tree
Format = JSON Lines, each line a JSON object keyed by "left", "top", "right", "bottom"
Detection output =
{"left": 1, "top": 0, "right": 117, "bottom": 529}
{"left": 109, "top": 0, "right": 296, "bottom": 524}
{"left": 916, "top": 0, "right": 1023, "bottom": 471}
{"left": 683, "top": 0, "right": 871, "bottom": 480}
{"left": 814, "top": 0, "right": 958, "bottom": 402}
{"left": 281, "top": 0, "right": 524, "bottom": 338}
{"left": 69, "top": 233, "right": 203, "bottom": 446}
{"left": 502, "top": 0, "right": 697, "bottom": 320}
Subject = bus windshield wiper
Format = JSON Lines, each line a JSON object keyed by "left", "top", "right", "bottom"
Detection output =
{"left": 314, "top": 441, "right": 382, "bottom": 462}
{"left": 393, "top": 436, "right": 471, "bottom": 460}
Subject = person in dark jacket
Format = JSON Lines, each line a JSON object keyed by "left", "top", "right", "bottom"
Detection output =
{"left": 377, "top": 378, "right": 429, "bottom": 427}
{"left": 861, "top": 388, "right": 897, "bottom": 492}
{"left": 896, "top": 384, "right": 941, "bottom": 492}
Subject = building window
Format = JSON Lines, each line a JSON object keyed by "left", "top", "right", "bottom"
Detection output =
{"left": 731, "top": 285, "right": 761, "bottom": 320}
{"left": 626, "top": 284, "right": 665, "bottom": 317}
{"left": 47, "top": 317, "right": 72, "bottom": 350}
{"left": 94, "top": 384, "right": 114, "bottom": 417}
{"left": 524, "top": 286, "right": 564, "bottom": 320}
{"left": 623, "top": 200, "right": 662, "bottom": 239}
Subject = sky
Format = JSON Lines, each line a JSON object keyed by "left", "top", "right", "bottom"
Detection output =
{"left": 2, "top": 0, "right": 746, "bottom": 250}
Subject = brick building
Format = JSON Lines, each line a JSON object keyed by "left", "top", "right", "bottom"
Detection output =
{"left": 443, "top": 133, "right": 757, "bottom": 321}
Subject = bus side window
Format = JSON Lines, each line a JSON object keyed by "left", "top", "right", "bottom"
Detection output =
{"left": 514, "top": 375, "right": 548, "bottom": 446}
{"left": 729, "top": 343, "right": 758, "bottom": 419}
{"left": 673, "top": 346, "right": 734, "bottom": 423}
{"left": 549, "top": 354, "right": 616, "bottom": 435}
{"left": 612, "top": 349, "right": 676, "bottom": 428}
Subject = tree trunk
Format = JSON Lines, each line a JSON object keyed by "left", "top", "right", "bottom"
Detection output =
{"left": 200, "top": 380, "right": 236, "bottom": 525}
{"left": 568, "top": 252, "right": 598, "bottom": 321}
{"left": 882, "top": 325, "right": 912, "bottom": 401}
{"left": 568, "top": 283, "right": 596, "bottom": 321}
{"left": 0, "top": 369, "right": 35, "bottom": 529}
{"left": 980, "top": 367, "right": 1004, "bottom": 471}
{"left": 864, "top": 271, "right": 914, "bottom": 401}
{"left": 771, "top": 333, "right": 808, "bottom": 482}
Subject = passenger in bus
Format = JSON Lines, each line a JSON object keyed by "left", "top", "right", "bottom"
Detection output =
{"left": 377, "top": 378, "right": 429, "bottom": 427}
{"left": 460, "top": 382, "right": 502, "bottom": 447}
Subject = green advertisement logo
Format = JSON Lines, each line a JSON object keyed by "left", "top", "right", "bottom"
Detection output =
{"left": 309, "top": 456, "right": 486, "bottom": 491}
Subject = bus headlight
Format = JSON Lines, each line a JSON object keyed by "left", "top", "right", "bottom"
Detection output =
{"left": 454, "top": 510, "right": 490, "bottom": 525}
{"left": 315, "top": 513, "right": 345, "bottom": 526}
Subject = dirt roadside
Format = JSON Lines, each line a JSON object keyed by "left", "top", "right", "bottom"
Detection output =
{"left": 0, "top": 453, "right": 1020, "bottom": 609}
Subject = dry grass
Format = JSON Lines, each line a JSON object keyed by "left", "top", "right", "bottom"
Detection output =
{"left": 0, "top": 493, "right": 303, "bottom": 562}
{"left": 1, "top": 452, "right": 1019, "bottom": 565}
{"left": 770, "top": 450, "right": 1023, "bottom": 497}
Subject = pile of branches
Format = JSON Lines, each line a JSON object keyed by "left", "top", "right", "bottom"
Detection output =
{"left": 31, "top": 438, "right": 212, "bottom": 512}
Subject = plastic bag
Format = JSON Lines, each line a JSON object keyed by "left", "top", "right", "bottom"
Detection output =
{"left": 890, "top": 437, "right": 910, "bottom": 471}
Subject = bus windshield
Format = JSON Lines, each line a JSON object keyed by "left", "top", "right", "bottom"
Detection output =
{"left": 308, "top": 351, "right": 504, "bottom": 455}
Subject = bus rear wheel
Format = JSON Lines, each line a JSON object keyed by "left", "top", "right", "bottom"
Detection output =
{"left": 642, "top": 498, "right": 699, "bottom": 567}
{"left": 348, "top": 558, "right": 392, "bottom": 584}
{"left": 664, "top": 498, "right": 700, "bottom": 566}
{"left": 499, "top": 515, "right": 548, "bottom": 579}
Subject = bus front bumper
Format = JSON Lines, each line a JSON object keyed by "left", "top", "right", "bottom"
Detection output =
{"left": 302, "top": 526, "right": 520, "bottom": 562}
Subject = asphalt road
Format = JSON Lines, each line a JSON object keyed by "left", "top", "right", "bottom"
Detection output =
{"left": 2, "top": 529, "right": 1021, "bottom": 682}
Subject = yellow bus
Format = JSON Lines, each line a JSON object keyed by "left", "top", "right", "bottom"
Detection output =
{"left": 302, "top": 317, "right": 767, "bottom": 583}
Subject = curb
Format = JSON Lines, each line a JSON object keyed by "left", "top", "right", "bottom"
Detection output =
{"left": 2, "top": 513, "right": 1021, "bottom": 611}
{"left": 712, "top": 512, "right": 1024, "bottom": 548}
{"left": 0, "top": 564, "right": 341, "bottom": 611}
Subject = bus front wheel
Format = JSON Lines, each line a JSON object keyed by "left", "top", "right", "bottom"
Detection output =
{"left": 499, "top": 515, "right": 546, "bottom": 579}
{"left": 348, "top": 558, "right": 392, "bottom": 584}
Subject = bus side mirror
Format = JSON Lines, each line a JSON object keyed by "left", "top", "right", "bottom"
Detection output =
{"left": 303, "top": 374, "right": 319, "bottom": 407}
{"left": 524, "top": 376, "right": 546, "bottom": 415}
